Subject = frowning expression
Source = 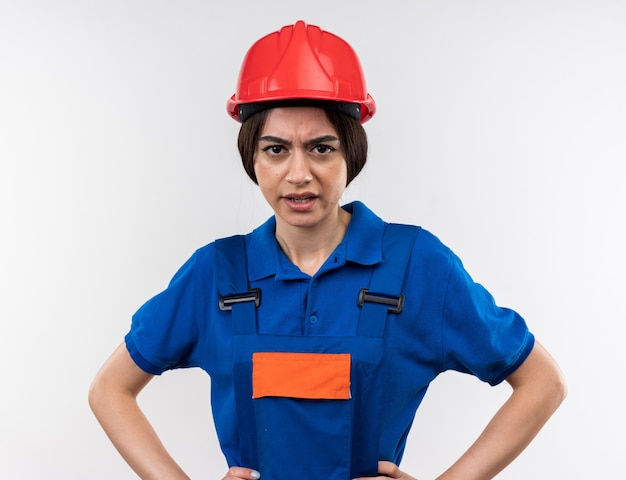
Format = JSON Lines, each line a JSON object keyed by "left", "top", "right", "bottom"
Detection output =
{"left": 254, "top": 107, "right": 348, "bottom": 233}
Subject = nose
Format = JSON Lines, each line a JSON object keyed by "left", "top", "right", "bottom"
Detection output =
{"left": 286, "top": 149, "right": 313, "bottom": 185}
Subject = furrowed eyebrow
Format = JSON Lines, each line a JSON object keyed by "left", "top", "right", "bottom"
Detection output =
{"left": 258, "top": 135, "right": 291, "bottom": 145}
{"left": 257, "top": 135, "right": 340, "bottom": 147}
{"left": 304, "top": 135, "right": 340, "bottom": 148}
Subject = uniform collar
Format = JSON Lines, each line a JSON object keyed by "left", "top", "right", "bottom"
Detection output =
{"left": 247, "top": 201, "right": 386, "bottom": 281}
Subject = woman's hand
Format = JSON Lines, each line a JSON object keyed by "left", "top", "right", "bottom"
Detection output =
{"left": 353, "top": 461, "right": 417, "bottom": 479}
{"left": 223, "top": 462, "right": 414, "bottom": 480}
{"left": 221, "top": 467, "right": 261, "bottom": 480}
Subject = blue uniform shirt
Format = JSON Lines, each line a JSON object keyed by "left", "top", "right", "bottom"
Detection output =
{"left": 126, "top": 201, "right": 534, "bottom": 465}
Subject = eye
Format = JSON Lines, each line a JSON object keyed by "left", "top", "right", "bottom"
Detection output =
{"left": 312, "top": 145, "right": 335, "bottom": 154}
{"left": 262, "top": 145, "right": 286, "bottom": 155}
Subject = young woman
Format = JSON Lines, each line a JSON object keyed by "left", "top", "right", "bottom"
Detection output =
{"left": 89, "top": 21, "right": 566, "bottom": 480}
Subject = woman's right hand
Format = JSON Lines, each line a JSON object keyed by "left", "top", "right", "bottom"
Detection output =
{"left": 222, "top": 467, "right": 261, "bottom": 480}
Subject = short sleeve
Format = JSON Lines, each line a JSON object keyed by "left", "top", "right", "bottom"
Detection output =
{"left": 125, "top": 252, "right": 202, "bottom": 375}
{"left": 441, "top": 252, "right": 535, "bottom": 385}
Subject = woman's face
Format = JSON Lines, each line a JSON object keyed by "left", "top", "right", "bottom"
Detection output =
{"left": 254, "top": 107, "right": 348, "bottom": 233}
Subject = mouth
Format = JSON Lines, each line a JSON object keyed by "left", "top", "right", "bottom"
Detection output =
{"left": 286, "top": 195, "right": 315, "bottom": 203}
{"left": 282, "top": 193, "right": 318, "bottom": 211}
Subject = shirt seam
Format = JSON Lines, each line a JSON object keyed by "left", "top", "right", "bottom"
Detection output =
{"left": 439, "top": 249, "right": 455, "bottom": 375}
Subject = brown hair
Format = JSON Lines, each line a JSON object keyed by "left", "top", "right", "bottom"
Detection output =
{"left": 237, "top": 108, "right": 368, "bottom": 186}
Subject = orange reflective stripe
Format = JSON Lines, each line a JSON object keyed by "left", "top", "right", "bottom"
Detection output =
{"left": 252, "top": 352, "right": 351, "bottom": 400}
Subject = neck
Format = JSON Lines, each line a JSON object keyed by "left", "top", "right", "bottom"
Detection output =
{"left": 275, "top": 207, "right": 351, "bottom": 276}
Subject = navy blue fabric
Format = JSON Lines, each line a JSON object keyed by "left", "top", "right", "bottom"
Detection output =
{"left": 125, "top": 201, "right": 534, "bottom": 467}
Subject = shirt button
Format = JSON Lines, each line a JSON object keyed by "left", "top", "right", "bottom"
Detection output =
{"left": 312, "top": 279, "right": 318, "bottom": 287}
{"left": 309, "top": 315, "right": 318, "bottom": 324}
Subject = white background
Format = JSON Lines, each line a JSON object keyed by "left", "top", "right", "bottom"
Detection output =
{"left": 1, "top": 1, "right": 624, "bottom": 478}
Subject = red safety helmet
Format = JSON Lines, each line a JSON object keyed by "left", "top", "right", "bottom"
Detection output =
{"left": 227, "top": 21, "right": 376, "bottom": 124}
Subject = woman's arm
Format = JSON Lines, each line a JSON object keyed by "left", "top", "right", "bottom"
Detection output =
{"left": 88, "top": 342, "right": 190, "bottom": 480}
{"left": 435, "top": 340, "right": 567, "bottom": 480}
{"left": 355, "top": 340, "right": 566, "bottom": 480}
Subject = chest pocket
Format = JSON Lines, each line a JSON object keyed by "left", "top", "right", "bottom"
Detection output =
{"left": 252, "top": 352, "right": 351, "bottom": 400}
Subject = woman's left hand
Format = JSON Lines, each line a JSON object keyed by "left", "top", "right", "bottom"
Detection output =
{"left": 353, "top": 461, "right": 417, "bottom": 479}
